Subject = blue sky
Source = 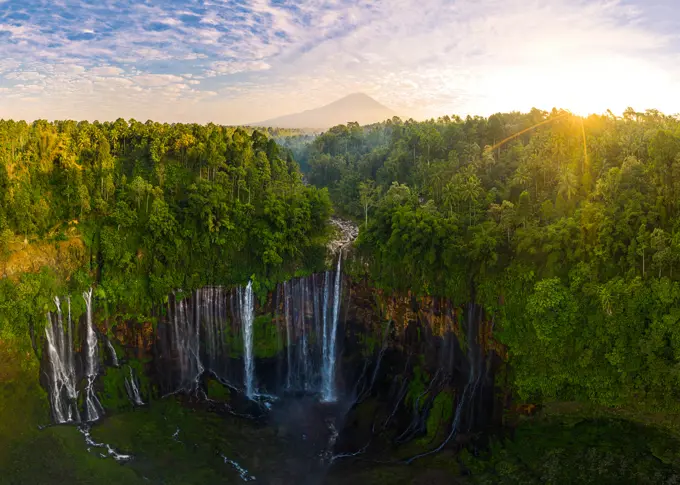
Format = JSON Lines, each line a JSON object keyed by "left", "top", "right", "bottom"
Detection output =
{"left": 0, "top": 0, "right": 679, "bottom": 123}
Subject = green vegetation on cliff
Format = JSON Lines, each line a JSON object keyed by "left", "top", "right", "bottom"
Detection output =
{"left": 0, "top": 120, "right": 332, "bottom": 339}
{"left": 299, "top": 109, "right": 680, "bottom": 415}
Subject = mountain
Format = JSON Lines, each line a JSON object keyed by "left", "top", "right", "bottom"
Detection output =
{"left": 249, "top": 93, "right": 397, "bottom": 129}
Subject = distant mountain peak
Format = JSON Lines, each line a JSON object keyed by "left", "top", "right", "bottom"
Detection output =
{"left": 341, "top": 92, "right": 374, "bottom": 100}
{"left": 250, "top": 94, "right": 396, "bottom": 129}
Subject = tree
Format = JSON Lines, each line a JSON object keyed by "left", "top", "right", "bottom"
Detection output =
{"left": 0, "top": 228, "right": 12, "bottom": 256}
{"left": 517, "top": 190, "right": 531, "bottom": 228}
{"left": 489, "top": 200, "right": 516, "bottom": 243}
{"left": 637, "top": 224, "right": 651, "bottom": 278}
{"left": 358, "top": 180, "right": 380, "bottom": 228}
{"left": 129, "top": 176, "right": 147, "bottom": 210}
{"left": 557, "top": 167, "right": 578, "bottom": 201}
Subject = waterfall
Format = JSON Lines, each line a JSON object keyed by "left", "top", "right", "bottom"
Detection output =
{"left": 239, "top": 281, "right": 255, "bottom": 399}
{"left": 83, "top": 288, "right": 103, "bottom": 422}
{"left": 156, "top": 265, "right": 344, "bottom": 401}
{"left": 284, "top": 281, "right": 292, "bottom": 390}
{"left": 322, "top": 252, "right": 342, "bottom": 402}
{"left": 405, "top": 302, "right": 485, "bottom": 464}
{"left": 300, "top": 280, "right": 310, "bottom": 391}
{"left": 200, "top": 287, "right": 228, "bottom": 375}
{"left": 321, "top": 272, "right": 330, "bottom": 394}
{"left": 170, "top": 291, "right": 203, "bottom": 392}
{"left": 106, "top": 338, "right": 119, "bottom": 367}
{"left": 124, "top": 366, "right": 145, "bottom": 406}
{"left": 44, "top": 296, "right": 79, "bottom": 423}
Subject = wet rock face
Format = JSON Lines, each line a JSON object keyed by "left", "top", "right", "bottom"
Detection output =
{"left": 331, "top": 280, "right": 503, "bottom": 460}
{"left": 40, "top": 273, "right": 504, "bottom": 472}
{"left": 109, "top": 318, "right": 155, "bottom": 358}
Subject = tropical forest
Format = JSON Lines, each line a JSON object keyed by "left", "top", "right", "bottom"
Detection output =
{"left": 0, "top": 106, "right": 679, "bottom": 484}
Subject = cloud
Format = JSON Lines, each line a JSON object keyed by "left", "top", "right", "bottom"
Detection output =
{"left": 132, "top": 74, "right": 185, "bottom": 87}
{"left": 89, "top": 66, "right": 124, "bottom": 76}
{"left": 208, "top": 60, "right": 271, "bottom": 76}
{"left": 0, "top": 0, "right": 678, "bottom": 123}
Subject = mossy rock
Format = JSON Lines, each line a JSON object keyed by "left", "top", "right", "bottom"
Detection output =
{"left": 205, "top": 378, "right": 231, "bottom": 402}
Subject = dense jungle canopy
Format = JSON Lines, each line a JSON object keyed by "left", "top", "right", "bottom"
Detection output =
{"left": 0, "top": 120, "right": 332, "bottom": 336}
{"left": 1, "top": 109, "right": 680, "bottom": 484}
{"left": 296, "top": 108, "right": 680, "bottom": 411}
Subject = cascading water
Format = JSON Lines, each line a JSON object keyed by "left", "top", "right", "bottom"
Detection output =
{"left": 276, "top": 259, "right": 344, "bottom": 398}
{"left": 155, "top": 257, "right": 345, "bottom": 402}
{"left": 322, "top": 251, "right": 342, "bottom": 402}
{"left": 199, "top": 286, "right": 228, "bottom": 376}
{"left": 124, "top": 366, "right": 145, "bottom": 406}
{"left": 238, "top": 281, "right": 255, "bottom": 399}
{"left": 404, "top": 302, "right": 486, "bottom": 464}
{"left": 284, "top": 282, "right": 293, "bottom": 390}
{"left": 83, "top": 288, "right": 103, "bottom": 422}
{"left": 44, "top": 296, "right": 79, "bottom": 423}
{"left": 169, "top": 291, "right": 204, "bottom": 392}
{"left": 106, "top": 338, "right": 119, "bottom": 367}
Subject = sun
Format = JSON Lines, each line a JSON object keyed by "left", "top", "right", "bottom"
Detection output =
{"left": 476, "top": 55, "right": 678, "bottom": 117}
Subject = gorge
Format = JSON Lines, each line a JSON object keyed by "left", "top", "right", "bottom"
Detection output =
{"left": 35, "top": 236, "right": 500, "bottom": 483}
{"left": 2, "top": 113, "right": 680, "bottom": 484}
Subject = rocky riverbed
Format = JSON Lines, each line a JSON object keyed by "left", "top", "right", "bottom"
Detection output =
{"left": 328, "top": 217, "right": 359, "bottom": 255}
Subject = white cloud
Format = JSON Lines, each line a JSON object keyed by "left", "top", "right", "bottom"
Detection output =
{"left": 89, "top": 66, "right": 124, "bottom": 76}
{"left": 0, "top": 0, "right": 678, "bottom": 122}
{"left": 132, "top": 74, "right": 185, "bottom": 87}
{"left": 209, "top": 60, "right": 271, "bottom": 75}
{"left": 5, "top": 71, "right": 44, "bottom": 81}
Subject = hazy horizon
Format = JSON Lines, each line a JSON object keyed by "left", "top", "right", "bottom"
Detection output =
{"left": 1, "top": 0, "right": 679, "bottom": 124}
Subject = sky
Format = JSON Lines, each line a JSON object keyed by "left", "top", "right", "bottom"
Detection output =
{"left": 0, "top": 0, "right": 679, "bottom": 124}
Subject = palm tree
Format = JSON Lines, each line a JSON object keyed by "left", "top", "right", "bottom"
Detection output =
{"left": 442, "top": 181, "right": 457, "bottom": 217}
{"left": 512, "top": 163, "right": 531, "bottom": 189}
{"left": 557, "top": 167, "right": 578, "bottom": 200}
{"left": 461, "top": 174, "right": 482, "bottom": 224}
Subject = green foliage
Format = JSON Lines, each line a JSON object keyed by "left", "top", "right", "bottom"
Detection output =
{"left": 296, "top": 111, "right": 680, "bottom": 413}
{"left": 418, "top": 390, "right": 454, "bottom": 445}
{"left": 100, "top": 366, "right": 132, "bottom": 412}
{"left": 253, "top": 313, "right": 279, "bottom": 358}
{"left": 206, "top": 378, "right": 232, "bottom": 402}
{"left": 461, "top": 417, "right": 680, "bottom": 484}
{"left": 0, "top": 120, "right": 332, "bottom": 336}
{"left": 405, "top": 362, "right": 428, "bottom": 407}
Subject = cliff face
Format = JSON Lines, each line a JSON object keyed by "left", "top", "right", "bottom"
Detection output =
{"left": 70, "top": 274, "right": 506, "bottom": 462}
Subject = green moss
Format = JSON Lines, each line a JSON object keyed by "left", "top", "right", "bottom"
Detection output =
{"left": 418, "top": 390, "right": 455, "bottom": 446}
{"left": 253, "top": 313, "right": 280, "bottom": 358}
{"left": 0, "top": 346, "right": 144, "bottom": 485}
{"left": 227, "top": 313, "right": 282, "bottom": 359}
{"left": 99, "top": 366, "right": 131, "bottom": 412}
{"left": 206, "top": 378, "right": 231, "bottom": 402}
{"left": 405, "top": 359, "right": 428, "bottom": 408}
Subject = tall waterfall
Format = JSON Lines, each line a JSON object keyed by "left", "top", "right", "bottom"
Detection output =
{"left": 281, "top": 255, "right": 344, "bottom": 399}
{"left": 169, "top": 291, "right": 204, "bottom": 392}
{"left": 44, "top": 296, "right": 79, "bottom": 423}
{"left": 282, "top": 276, "right": 323, "bottom": 392}
{"left": 238, "top": 282, "right": 255, "bottom": 399}
{"left": 322, "top": 252, "right": 343, "bottom": 402}
{"left": 199, "top": 286, "right": 228, "bottom": 376}
{"left": 83, "top": 289, "right": 103, "bottom": 422}
{"left": 157, "top": 265, "right": 344, "bottom": 400}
